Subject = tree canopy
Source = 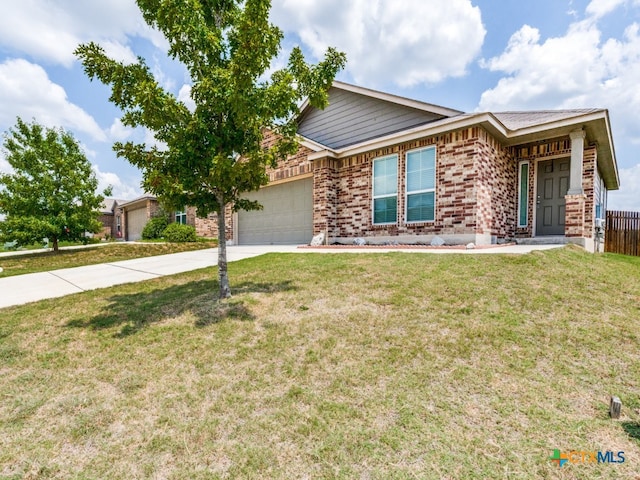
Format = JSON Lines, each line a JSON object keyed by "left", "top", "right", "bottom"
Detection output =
{"left": 0, "top": 118, "right": 108, "bottom": 252}
{"left": 75, "top": 0, "right": 346, "bottom": 298}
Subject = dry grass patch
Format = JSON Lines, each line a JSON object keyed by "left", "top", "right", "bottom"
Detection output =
{"left": 1, "top": 247, "right": 640, "bottom": 478}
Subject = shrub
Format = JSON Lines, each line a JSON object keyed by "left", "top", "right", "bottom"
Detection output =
{"left": 163, "top": 223, "right": 197, "bottom": 242}
{"left": 142, "top": 216, "right": 169, "bottom": 240}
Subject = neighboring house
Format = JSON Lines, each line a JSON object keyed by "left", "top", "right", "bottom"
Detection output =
{"left": 113, "top": 193, "right": 219, "bottom": 241}
{"left": 98, "top": 197, "right": 128, "bottom": 239}
{"left": 118, "top": 194, "right": 160, "bottom": 241}
{"left": 206, "top": 81, "right": 618, "bottom": 252}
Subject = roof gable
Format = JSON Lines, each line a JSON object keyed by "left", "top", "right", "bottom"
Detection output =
{"left": 297, "top": 82, "right": 461, "bottom": 149}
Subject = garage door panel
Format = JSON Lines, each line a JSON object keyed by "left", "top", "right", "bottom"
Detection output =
{"left": 238, "top": 178, "right": 313, "bottom": 245}
{"left": 127, "top": 208, "right": 148, "bottom": 241}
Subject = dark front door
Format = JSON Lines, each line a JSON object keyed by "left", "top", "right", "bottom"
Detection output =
{"left": 536, "top": 158, "right": 570, "bottom": 236}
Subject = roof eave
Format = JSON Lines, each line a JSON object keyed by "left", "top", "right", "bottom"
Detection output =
{"left": 331, "top": 113, "right": 506, "bottom": 157}
{"left": 308, "top": 110, "right": 619, "bottom": 191}
{"left": 118, "top": 195, "right": 157, "bottom": 209}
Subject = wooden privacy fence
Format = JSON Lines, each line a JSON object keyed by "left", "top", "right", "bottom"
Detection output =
{"left": 605, "top": 210, "right": 640, "bottom": 256}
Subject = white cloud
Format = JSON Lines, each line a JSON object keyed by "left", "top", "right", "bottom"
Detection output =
{"left": 478, "top": 20, "right": 607, "bottom": 111}
{"left": 608, "top": 164, "right": 640, "bottom": 210}
{"left": 109, "top": 118, "right": 134, "bottom": 142}
{"left": 478, "top": 7, "right": 640, "bottom": 155}
{"left": 178, "top": 84, "right": 196, "bottom": 112}
{"left": 0, "top": 59, "right": 106, "bottom": 141}
{"left": 0, "top": 0, "right": 160, "bottom": 67}
{"left": 478, "top": 1, "right": 640, "bottom": 210}
{"left": 92, "top": 164, "right": 142, "bottom": 200}
{"left": 271, "top": 0, "right": 485, "bottom": 87}
{"left": 586, "top": 0, "right": 628, "bottom": 18}
{"left": 101, "top": 41, "right": 138, "bottom": 66}
{"left": 144, "top": 129, "right": 168, "bottom": 151}
{"left": 0, "top": 154, "right": 12, "bottom": 175}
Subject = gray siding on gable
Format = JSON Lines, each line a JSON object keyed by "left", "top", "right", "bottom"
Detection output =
{"left": 298, "top": 88, "right": 445, "bottom": 149}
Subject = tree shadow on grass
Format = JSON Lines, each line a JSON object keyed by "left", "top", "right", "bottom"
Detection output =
{"left": 622, "top": 422, "right": 640, "bottom": 444}
{"left": 65, "top": 278, "right": 296, "bottom": 337}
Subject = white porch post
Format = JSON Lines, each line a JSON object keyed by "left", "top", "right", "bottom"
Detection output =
{"left": 568, "top": 129, "right": 586, "bottom": 195}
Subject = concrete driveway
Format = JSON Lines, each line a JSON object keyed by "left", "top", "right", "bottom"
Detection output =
{"left": 0, "top": 244, "right": 563, "bottom": 309}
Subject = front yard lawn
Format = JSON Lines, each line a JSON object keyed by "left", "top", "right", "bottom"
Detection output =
{"left": 0, "top": 241, "right": 217, "bottom": 278}
{"left": 1, "top": 247, "right": 640, "bottom": 478}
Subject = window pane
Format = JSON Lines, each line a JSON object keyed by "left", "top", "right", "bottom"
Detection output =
{"left": 407, "top": 148, "right": 435, "bottom": 192}
{"left": 518, "top": 163, "right": 528, "bottom": 227}
{"left": 373, "top": 156, "right": 397, "bottom": 196}
{"left": 374, "top": 196, "right": 397, "bottom": 224}
{"left": 407, "top": 192, "right": 434, "bottom": 222}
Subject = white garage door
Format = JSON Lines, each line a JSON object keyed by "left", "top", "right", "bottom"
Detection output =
{"left": 127, "top": 207, "right": 148, "bottom": 241}
{"left": 237, "top": 177, "right": 313, "bottom": 245}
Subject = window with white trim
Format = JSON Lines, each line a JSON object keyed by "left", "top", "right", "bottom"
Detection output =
{"left": 405, "top": 147, "right": 436, "bottom": 223}
{"left": 175, "top": 209, "right": 187, "bottom": 224}
{"left": 517, "top": 161, "right": 529, "bottom": 227}
{"left": 372, "top": 155, "right": 398, "bottom": 225}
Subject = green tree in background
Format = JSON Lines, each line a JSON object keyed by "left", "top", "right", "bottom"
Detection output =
{"left": 75, "top": 0, "right": 345, "bottom": 299}
{"left": 0, "top": 118, "right": 110, "bottom": 253}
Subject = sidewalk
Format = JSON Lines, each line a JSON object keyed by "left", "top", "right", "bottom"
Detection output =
{"left": 0, "top": 244, "right": 563, "bottom": 309}
{"left": 0, "top": 246, "right": 298, "bottom": 309}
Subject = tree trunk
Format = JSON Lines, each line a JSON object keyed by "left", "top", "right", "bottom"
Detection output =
{"left": 52, "top": 236, "right": 59, "bottom": 253}
{"left": 216, "top": 194, "right": 232, "bottom": 299}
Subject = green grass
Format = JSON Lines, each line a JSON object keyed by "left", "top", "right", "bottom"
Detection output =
{"left": 0, "top": 238, "right": 103, "bottom": 252}
{"left": 0, "top": 241, "right": 217, "bottom": 278}
{"left": 1, "top": 247, "right": 640, "bottom": 478}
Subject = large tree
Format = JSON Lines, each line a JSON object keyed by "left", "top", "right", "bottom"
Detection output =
{"left": 75, "top": 0, "right": 345, "bottom": 299}
{"left": 0, "top": 118, "right": 109, "bottom": 252}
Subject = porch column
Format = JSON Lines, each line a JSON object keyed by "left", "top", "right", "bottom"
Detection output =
{"left": 565, "top": 129, "right": 587, "bottom": 244}
{"left": 568, "top": 129, "right": 585, "bottom": 195}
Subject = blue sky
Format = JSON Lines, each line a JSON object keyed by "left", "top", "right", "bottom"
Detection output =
{"left": 0, "top": 0, "right": 638, "bottom": 209}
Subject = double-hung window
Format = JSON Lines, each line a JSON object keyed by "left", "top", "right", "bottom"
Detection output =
{"left": 175, "top": 209, "right": 187, "bottom": 224}
{"left": 372, "top": 155, "right": 398, "bottom": 224}
{"left": 406, "top": 147, "right": 436, "bottom": 222}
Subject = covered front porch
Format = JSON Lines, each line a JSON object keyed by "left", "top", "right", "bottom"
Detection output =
{"left": 513, "top": 126, "right": 613, "bottom": 253}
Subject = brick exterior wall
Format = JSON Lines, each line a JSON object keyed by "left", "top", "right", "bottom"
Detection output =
{"left": 476, "top": 129, "right": 517, "bottom": 240}
{"left": 194, "top": 126, "right": 600, "bottom": 247}
{"left": 98, "top": 213, "right": 114, "bottom": 239}
{"left": 191, "top": 205, "right": 234, "bottom": 240}
{"left": 313, "top": 158, "right": 339, "bottom": 237}
{"left": 565, "top": 194, "right": 587, "bottom": 237}
{"left": 582, "top": 147, "right": 597, "bottom": 239}
{"left": 316, "top": 126, "right": 516, "bottom": 244}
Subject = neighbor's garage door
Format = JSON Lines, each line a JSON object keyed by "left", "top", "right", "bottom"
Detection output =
{"left": 237, "top": 177, "right": 313, "bottom": 245}
{"left": 126, "top": 207, "right": 148, "bottom": 241}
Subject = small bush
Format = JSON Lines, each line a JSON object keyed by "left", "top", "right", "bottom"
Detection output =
{"left": 163, "top": 223, "right": 197, "bottom": 242}
{"left": 142, "top": 217, "right": 169, "bottom": 240}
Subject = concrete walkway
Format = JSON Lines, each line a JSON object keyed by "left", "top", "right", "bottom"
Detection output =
{"left": 0, "top": 244, "right": 563, "bottom": 309}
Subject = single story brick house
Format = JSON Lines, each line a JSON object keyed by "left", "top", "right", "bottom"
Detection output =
{"left": 117, "top": 193, "right": 219, "bottom": 241}
{"left": 211, "top": 81, "right": 618, "bottom": 252}
{"left": 98, "top": 197, "right": 128, "bottom": 239}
